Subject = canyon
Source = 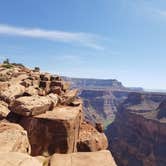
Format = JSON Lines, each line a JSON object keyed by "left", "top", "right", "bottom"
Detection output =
{"left": 63, "top": 77, "right": 143, "bottom": 126}
{"left": 65, "top": 77, "right": 166, "bottom": 166}
{"left": 105, "top": 92, "right": 166, "bottom": 166}
{"left": 0, "top": 62, "right": 166, "bottom": 166}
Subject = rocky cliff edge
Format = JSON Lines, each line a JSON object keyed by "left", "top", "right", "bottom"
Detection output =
{"left": 0, "top": 63, "right": 116, "bottom": 166}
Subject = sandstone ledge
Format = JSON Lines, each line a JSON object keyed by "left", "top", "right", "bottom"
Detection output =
{"left": 49, "top": 150, "right": 116, "bottom": 166}
{"left": 0, "top": 64, "right": 114, "bottom": 165}
{"left": 8, "top": 104, "right": 83, "bottom": 156}
{"left": 0, "top": 152, "right": 42, "bottom": 166}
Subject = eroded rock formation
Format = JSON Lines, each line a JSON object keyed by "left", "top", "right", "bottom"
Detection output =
{"left": 77, "top": 121, "right": 108, "bottom": 152}
{"left": 49, "top": 150, "right": 117, "bottom": 166}
{"left": 0, "top": 121, "right": 31, "bottom": 154}
{"left": 0, "top": 63, "right": 116, "bottom": 166}
{"left": 63, "top": 77, "right": 143, "bottom": 126}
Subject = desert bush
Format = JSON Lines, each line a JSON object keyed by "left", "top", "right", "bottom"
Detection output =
{"left": 2, "top": 63, "right": 13, "bottom": 69}
{"left": 34, "top": 67, "right": 40, "bottom": 72}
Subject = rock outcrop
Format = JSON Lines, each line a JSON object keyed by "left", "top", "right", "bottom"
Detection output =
{"left": 0, "top": 101, "right": 10, "bottom": 118}
{"left": 10, "top": 95, "right": 54, "bottom": 116}
{"left": 106, "top": 92, "right": 166, "bottom": 166}
{"left": 0, "top": 121, "right": 31, "bottom": 154}
{"left": 0, "top": 63, "right": 115, "bottom": 165}
{"left": 0, "top": 152, "right": 42, "bottom": 166}
{"left": 8, "top": 104, "right": 83, "bottom": 156}
{"left": 49, "top": 150, "right": 117, "bottom": 166}
{"left": 77, "top": 122, "right": 108, "bottom": 152}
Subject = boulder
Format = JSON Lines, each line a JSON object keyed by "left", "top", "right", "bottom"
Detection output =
{"left": 49, "top": 150, "right": 117, "bottom": 166}
{"left": 77, "top": 122, "right": 108, "bottom": 152}
{"left": 0, "top": 152, "right": 42, "bottom": 166}
{"left": 47, "top": 93, "right": 59, "bottom": 107}
{"left": 24, "top": 86, "right": 38, "bottom": 96}
{"left": 0, "top": 84, "right": 25, "bottom": 103}
{"left": 0, "top": 101, "right": 10, "bottom": 118}
{"left": 9, "top": 104, "right": 83, "bottom": 156}
{"left": 0, "top": 82, "right": 9, "bottom": 91}
{"left": 0, "top": 121, "right": 31, "bottom": 153}
{"left": 63, "top": 89, "right": 78, "bottom": 105}
{"left": 10, "top": 96, "right": 53, "bottom": 116}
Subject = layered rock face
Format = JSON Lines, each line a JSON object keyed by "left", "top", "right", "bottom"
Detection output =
{"left": 80, "top": 89, "right": 131, "bottom": 126}
{"left": 64, "top": 76, "right": 143, "bottom": 126}
{"left": 77, "top": 121, "right": 108, "bottom": 152}
{"left": 0, "top": 63, "right": 116, "bottom": 166}
{"left": 8, "top": 104, "right": 82, "bottom": 156}
{"left": 106, "top": 92, "right": 166, "bottom": 166}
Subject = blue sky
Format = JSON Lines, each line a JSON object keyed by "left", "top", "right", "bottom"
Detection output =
{"left": 0, "top": 0, "right": 166, "bottom": 89}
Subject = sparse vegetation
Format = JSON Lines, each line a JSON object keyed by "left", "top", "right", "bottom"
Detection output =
{"left": 3, "top": 58, "right": 10, "bottom": 64}
{"left": 34, "top": 66, "right": 40, "bottom": 72}
{"left": 104, "top": 118, "right": 115, "bottom": 129}
{"left": 2, "top": 58, "right": 13, "bottom": 68}
{"left": 11, "top": 63, "right": 25, "bottom": 68}
{"left": 2, "top": 64, "right": 13, "bottom": 69}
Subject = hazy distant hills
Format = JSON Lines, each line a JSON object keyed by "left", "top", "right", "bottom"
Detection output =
{"left": 62, "top": 76, "right": 144, "bottom": 92}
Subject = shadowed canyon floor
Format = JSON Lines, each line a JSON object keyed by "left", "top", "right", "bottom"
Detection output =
{"left": 106, "top": 92, "right": 166, "bottom": 166}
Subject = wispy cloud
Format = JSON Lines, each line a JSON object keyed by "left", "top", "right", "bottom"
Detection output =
{"left": 150, "top": 8, "right": 166, "bottom": 18}
{"left": 0, "top": 24, "right": 103, "bottom": 50}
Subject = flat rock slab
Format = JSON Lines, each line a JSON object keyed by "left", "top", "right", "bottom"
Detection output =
{"left": 0, "top": 121, "right": 31, "bottom": 154}
{"left": 50, "top": 150, "right": 117, "bottom": 166}
{"left": 36, "top": 105, "right": 81, "bottom": 120}
{"left": 11, "top": 96, "right": 53, "bottom": 116}
{"left": 0, "top": 152, "right": 42, "bottom": 166}
{"left": 17, "top": 105, "right": 82, "bottom": 156}
{"left": 0, "top": 84, "right": 25, "bottom": 103}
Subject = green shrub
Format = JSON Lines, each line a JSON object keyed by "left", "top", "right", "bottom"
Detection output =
{"left": 3, "top": 58, "right": 10, "bottom": 64}
{"left": 34, "top": 67, "right": 40, "bottom": 72}
{"left": 2, "top": 64, "right": 14, "bottom": 69}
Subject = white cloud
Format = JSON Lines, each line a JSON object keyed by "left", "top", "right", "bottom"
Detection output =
{"left": 151, "top": 8, "right": 166, "bottom": 17}
{"left": 0, "top": 24, "right": 103, "bottom": 50}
